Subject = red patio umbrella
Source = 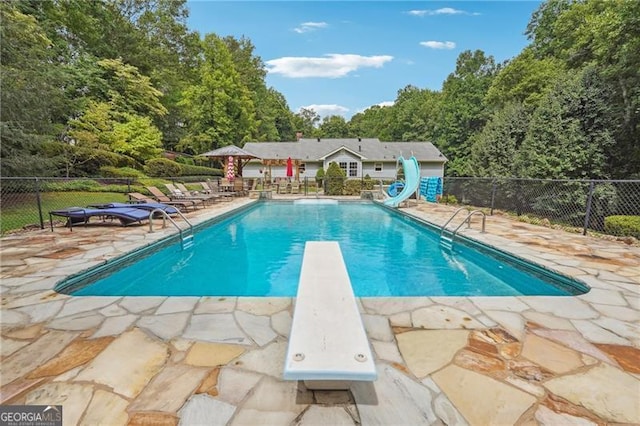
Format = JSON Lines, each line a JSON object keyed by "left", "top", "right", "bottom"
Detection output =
{"left": 286, "top": 157, "right": 293, "bottom": 178}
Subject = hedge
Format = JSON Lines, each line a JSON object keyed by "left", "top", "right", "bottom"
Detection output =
{"left": 604, "top": 215, "right": 640, "bottom": 239}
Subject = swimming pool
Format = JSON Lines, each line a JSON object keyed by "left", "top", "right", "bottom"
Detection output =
{"left": 57, "top": 201, "right": 588, "bottom": 297}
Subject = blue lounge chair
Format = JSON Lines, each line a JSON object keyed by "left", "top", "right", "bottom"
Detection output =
{"left": 88, "top": 202, "right": 179, "bottom": 216}
{"left": 49, "top": 207, "right": 152, "bottom": 231}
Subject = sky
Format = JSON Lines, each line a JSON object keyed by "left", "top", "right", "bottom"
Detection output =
{"left": 186, "top": 1, "right": 542, "bottom": 120}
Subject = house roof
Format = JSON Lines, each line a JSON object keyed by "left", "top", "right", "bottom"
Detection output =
{"left": 201, "top": 145, "right": 258, "bottom": 159}
{"left": 242, "top": 138, "right": 447, "bottom": 163}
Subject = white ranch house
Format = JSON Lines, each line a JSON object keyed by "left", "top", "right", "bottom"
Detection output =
{"left": 242, "top": 138, "right": 447, "bottom": 180}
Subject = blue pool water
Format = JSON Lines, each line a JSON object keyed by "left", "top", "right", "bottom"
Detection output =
{"left": 63, "top": 202, "right": 587, "bottom": 297}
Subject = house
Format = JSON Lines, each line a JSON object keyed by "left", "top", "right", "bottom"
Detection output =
{"left": 241, "top": 138, "right": 447, "bottom": 180}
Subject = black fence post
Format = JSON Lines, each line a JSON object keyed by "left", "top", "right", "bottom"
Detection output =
{"left": 583, "top": 180, "right": 595, "bottom": 236}
{"left": 35, "top": 177, "right": 44, "bottom": 230}
{"left": 490, "top": 180, "right": 497, "bottom": 216}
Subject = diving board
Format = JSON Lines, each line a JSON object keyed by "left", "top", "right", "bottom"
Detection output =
{"left": 284, "top": 241, "right": 377, "bottom": 390}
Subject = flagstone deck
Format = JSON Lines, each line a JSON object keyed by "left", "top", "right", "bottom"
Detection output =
{"left": 1, "top": 198, "right": 638, "bottom": 425}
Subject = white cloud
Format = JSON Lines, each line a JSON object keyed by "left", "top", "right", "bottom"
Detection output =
{"left": 407, "top": 8, "right": 479, "bottom": 17}
{"left": 355, "top": 101, "right": 395, "bottom": 115}
{"left": 300, "top": 104, "right": 349, "bottom": 118}
{"left": 266, "top": 54, "right": 393, "bottom": 78}
{"left": 420, "top": 41, "right": 456, "bottom": 50}
{"left": 293, "top": 22, "right": 328, "bottom": 34}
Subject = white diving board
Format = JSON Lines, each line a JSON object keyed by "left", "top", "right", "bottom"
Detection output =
{"left": 284, "top": 241, "right": 377, "bottom": 390}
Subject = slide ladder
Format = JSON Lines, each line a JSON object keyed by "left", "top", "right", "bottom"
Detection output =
{"left": 383, "top": 156, "right": 420, "bottom": 208}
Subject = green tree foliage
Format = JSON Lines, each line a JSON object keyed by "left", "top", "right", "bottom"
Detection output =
{"left": 515, "top": 67, "right": 614, "bottom": 179}
{"left": 324, "top": 162, "right": 346, "bottom": 195}
{"left": 348, "top": 105, "right": 395, "bottom": 140}
{"left": 178, "top": 34, "right": 257, "bottom": 154}
{"left": 111, "top": 114, "right": 163, "bottom": 163}
{"left": 526, "top": 0, "right": 640, "bottom": 177}
{"left": 318, "top": 116, "right": 350, "bottom": 138}
{"left": 293, "top": 108, "right": 321, "bottom": 138}
{"left": 0, "top": 2, "right": 62, "bottom": 176}
{"left": 470, "top": 102, "right": 530, "bottom": 177}
{"left": 434, "top": 50, "right": 498, "bottom": 176}
{"left": 485, "top": 48, "right": 565, "bottom": 110}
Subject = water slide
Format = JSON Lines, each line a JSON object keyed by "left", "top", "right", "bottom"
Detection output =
{"left": 383, "top": 156, "right": 420, "bottom": 208}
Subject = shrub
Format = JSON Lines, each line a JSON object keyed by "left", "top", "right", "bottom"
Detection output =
{"left": 144, "top": 158, "right": 183, "bottom": 177}
{"left": 604, "top": 215, "right": 640, "bottom": 239}
{"left": 180, "top": 164, "right": 222, "bottom": 176}
{"left": 99, "top": 166, "right": 146, "bottom": 178}
{"left": 362, "top": 174, "right": 374, "bottom": 190}
{"left": 439, "top": 194, "right": 458, "bottom": 204}
{"left": 325, "top": 162, "right": 345, "bottom": 195}
{"left": 315, "top": 167, "right": 325, "bottom": 186}
{"left": 41, "top": 179, "right": 101, "bottom": 192}
{"left": 344, "top": 179, "right": 363, "bottom": 195}
{"left": 175, "top": 156, "right": 195, "bottom": 165}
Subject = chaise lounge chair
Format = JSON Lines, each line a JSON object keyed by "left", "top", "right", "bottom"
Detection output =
{"left": 49, "top": 206, "right": 152, "bottom": 231}
{"left": 170, "top": 183, "right": 221, "bottom": 204}
{"left": 88, "top": 202, "right": 180, "bottom": 216}
{"left": 128, "top": 192, "right": 195, "bottom": 212}
{"left": 146, "top": 186, "right": 204, "bottom": 210}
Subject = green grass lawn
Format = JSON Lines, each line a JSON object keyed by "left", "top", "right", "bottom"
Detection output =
{"left": 1, "top": 191, "right": 129, "bottom": 234}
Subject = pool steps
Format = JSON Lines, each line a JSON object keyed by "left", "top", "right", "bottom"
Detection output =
{"left": 284, "top": 241, "right": 377, "bottom": 390}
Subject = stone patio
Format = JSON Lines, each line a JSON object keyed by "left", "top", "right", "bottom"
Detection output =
{"left": 1, "top": 198, "right": 638, "bottom": 425}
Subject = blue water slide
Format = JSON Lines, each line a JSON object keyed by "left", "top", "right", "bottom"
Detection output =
{"left": 383, "top": 156, "right": 420, "bottom": 208}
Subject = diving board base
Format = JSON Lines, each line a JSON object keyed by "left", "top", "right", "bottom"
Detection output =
{"left": 303, "top": 380, "right": 352, "bottom": 391}
{"left": 284, "top": 241, "right": 377, "bottom": 390}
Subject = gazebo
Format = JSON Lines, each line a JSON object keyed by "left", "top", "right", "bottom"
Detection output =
{"left": 200, "top": 146, "right": 259, "bottom": 177}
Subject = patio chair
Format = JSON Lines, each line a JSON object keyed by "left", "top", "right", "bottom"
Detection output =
{"left": 206, "top": 179, "right": 234, "bottom": 201}
{"left": 290, "top": 181, "right": 300, "bottom": 194}
{"left": 129, "top": 191, "right": 195, "bottom": 212}
{"left": 174, "top": 183, "right": 221, "bottom": 204}
{"left": 49, "top": 206, "right": 151, "bottom": 231}
{"left": 277, "top": 180, "right": 290, "bottom": 194}
{"left": 146, "top": 186, "right": 203, "bottom": 210}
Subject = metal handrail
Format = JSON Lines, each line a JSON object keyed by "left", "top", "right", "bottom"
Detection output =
{"left": 440, "top": 207, "right": 471, "bottom": 236}
{"left": 148, "top": 208, "right": 194, "bottom": 249}
{"left": 451, "top": 210, "right": 486, "bottom": 238}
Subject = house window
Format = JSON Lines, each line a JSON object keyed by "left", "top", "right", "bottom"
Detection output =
{"left": 374, "top": 163, "right": 383, "bottom": 172}
{"left": 299, "top": 163, "right": 306, "bottom": 174}
{"left": 339, "top": 162, "right": 347, "bottom": 175}
{"left": 349, "top": 162, "right": 358, "bottom": 177}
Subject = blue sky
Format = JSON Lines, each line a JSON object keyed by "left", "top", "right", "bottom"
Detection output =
{"left": 186, "top": 1, "right": 542, "bottom": 119}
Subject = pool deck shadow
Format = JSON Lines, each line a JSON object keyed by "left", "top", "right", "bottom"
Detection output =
{"left": 1, "top": 198, "right": 639, "bottom": 425}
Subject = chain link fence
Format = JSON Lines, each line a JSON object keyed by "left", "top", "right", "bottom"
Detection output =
{"left": 1, "top": 176, "right": 639, "bottom": 236}
{"left": 443, "top": 178, "right": 640, "bottom": 235}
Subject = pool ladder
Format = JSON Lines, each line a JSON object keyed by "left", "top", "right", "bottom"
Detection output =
{"left": 440, "top": 207, "right": 486, "bottom": 250}
{"left": 148, "top": 208, "right": 194, "bottom": 249}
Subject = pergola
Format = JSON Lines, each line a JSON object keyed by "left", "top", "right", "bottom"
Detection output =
{"left": 260, "top": 158, "right": 302, "bottom": 181}
{"left": 200, "top": 146, "right": 259, "bottom": 177}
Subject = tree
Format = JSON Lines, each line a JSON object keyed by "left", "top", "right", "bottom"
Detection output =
{"left": 0, "top": 2, "right": 62, "bottom": 176}
{"left": 178, "top": 34, "right": 257, "bottom": 153}
{"left": 292, "top": 108, "right": 320, "bottom": 138}
{"left": 470, "top": 102, "right": 530, "bottom": 177}
{"left": 318, "top": 115, "right": 350, "bottom": 138}
{"left": 526, "top": 0, "right": 640, "bottom": 177}
{"left": 434, "top": 50, "right": 498, "bottom": 176}
{"left": 485, "top": 48, "right": 564, "bottom": 110}
{"left": 515, "top": 67, "right": 614, "bottom": 179}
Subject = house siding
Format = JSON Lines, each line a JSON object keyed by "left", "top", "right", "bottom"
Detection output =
{"left": 240, "top": 138, "right": 447, "bottom": 180}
